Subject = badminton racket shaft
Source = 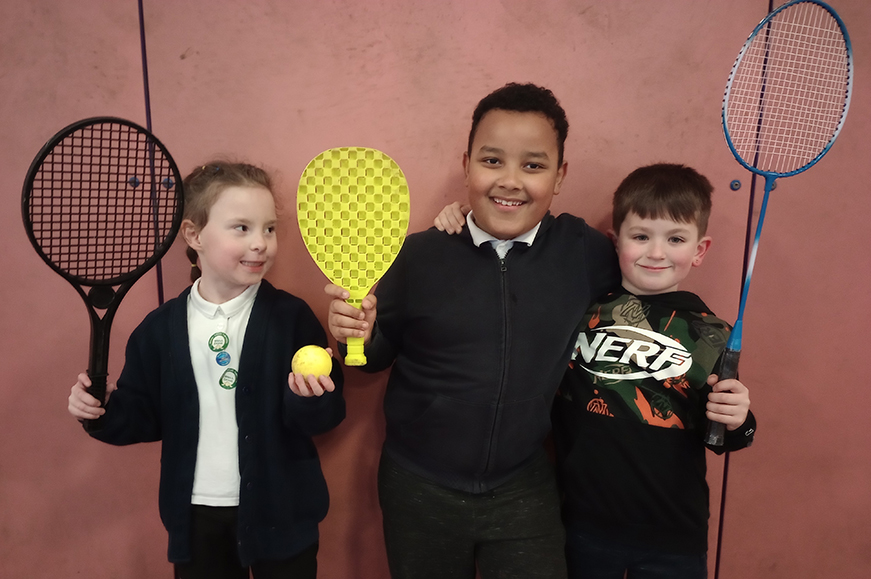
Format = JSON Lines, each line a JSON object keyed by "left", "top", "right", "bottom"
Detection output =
{"left": 704, "top": 180, "right": 771, "bottom": 446}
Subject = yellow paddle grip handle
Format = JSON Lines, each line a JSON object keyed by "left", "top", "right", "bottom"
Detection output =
{"left": 344, "top": 289, "right": 367, "bottom": 366}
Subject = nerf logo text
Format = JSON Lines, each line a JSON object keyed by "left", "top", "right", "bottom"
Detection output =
{"left": 572, "top": 325, "right": 691, "bottom": 381}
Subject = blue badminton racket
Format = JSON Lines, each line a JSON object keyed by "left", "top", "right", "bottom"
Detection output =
{"left": 707, "top": 0, "right": 852, "bottom": 445}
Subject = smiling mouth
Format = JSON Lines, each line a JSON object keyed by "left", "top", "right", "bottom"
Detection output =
{"left": 241, "top": 261, "right": 264, "bottom": 267}
{"left": 492, "top": 197, "right": 525, "bottom": 208}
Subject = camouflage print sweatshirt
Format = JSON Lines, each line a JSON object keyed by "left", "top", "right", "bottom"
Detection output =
{"left": 553, "top": 289, "right": 756, "bottom": 555}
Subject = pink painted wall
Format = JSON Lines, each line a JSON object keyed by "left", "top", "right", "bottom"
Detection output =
{"left": 2, "top": 1, "right": 869, "bottom": 577}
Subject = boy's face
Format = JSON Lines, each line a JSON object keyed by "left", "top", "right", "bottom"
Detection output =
{"left": 611, "top": 212, "right": 711, "bottom": 295}
{"left": 183, "top": 185, "right": 278, "bottom": 304}
{"left": 463, "top": 109, "right": 566, "bottom": 240}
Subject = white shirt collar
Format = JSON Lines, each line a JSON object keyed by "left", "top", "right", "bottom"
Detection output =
{"left": 466, "top": 211, "right": 541, "bottom": 248}
{"left": 189, "top": 280, "right": 260, "bottom": 319}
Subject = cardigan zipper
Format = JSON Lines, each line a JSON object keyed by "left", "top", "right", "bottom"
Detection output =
{"left": 482, "top": 254, "right": 510, "bottom": 482}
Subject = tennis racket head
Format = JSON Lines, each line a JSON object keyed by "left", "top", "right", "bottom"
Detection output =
{"left": 22, "top": 117, "right": 184, "bottom": 290}
{"left": 21, "top": 117, "right": 184, "bottom": 428}
{"left": 722, "top": 0, "right": 852, "bottom": 178}
{"left": 297, "top": 147, "right": 410, "bottom": 365}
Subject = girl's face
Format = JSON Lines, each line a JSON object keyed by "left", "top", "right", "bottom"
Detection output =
{"left": 183, "top": 185, "right": 277, "bottom": 304}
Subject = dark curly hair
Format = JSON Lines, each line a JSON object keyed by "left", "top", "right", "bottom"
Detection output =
{"left": 467, "top": 83, "right": 569, "bottom": 165}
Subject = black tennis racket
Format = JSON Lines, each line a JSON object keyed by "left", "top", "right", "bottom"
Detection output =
{"left": 22, "top": 117, "right": 184, "bottom": 431}
{"left": 707, "top": 0, "right": 852, "bottom": 445}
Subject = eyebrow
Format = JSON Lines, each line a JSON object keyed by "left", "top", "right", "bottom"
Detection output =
{"left": 626, "top": 224, "right": 694, "bottom": 235}
{"left": 227, "top": 217, "right": 278, "bottom": 227}
{"left": 477, "top": 146, "right": 551, "bottom": 160}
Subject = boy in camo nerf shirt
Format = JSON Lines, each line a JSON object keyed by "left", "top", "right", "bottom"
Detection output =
{"left": 552, "top": 163, "right": 756, "bottom": 579}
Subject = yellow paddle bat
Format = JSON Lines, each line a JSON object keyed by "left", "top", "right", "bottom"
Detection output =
{"left": 297, "top": 147, "right": 410, "bottom": 365}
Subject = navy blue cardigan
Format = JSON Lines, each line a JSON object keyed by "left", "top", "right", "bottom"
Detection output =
{"left": 89, "top": 280, "right": 345, "bottom": 566}
{"left": 361, "top": 212, "right": 620, "bottom": 493}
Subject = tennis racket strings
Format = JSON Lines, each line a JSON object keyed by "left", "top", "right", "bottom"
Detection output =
{"left": 27, "top": 122, "right": 180, "bottom": 285}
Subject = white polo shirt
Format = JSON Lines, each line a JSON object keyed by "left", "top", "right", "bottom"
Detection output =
{"left": 187, "top": 280, "right": 259, "bottom": 506}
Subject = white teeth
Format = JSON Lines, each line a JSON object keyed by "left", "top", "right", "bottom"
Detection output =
{"left": 494, "top": 198, "right": 523, "bottom": 207}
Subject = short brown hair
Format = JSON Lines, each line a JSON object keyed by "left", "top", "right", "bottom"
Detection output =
{"left": 612, "top": 163, "right": 713, "bottom": 236}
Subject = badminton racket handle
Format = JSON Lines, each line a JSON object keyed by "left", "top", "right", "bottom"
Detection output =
{"left": 83, "top": 372, "right": 107, "bottom": 433}
{"left": 344, "top": 293, "right": 367, "bottom": 366}
{"left": 704, "top": 347, "right": 740, "bottom": 446}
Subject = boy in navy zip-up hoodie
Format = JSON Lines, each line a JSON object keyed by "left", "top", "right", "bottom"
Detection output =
{"left": 327, "top": 83, "right": 620, "bottom": 578}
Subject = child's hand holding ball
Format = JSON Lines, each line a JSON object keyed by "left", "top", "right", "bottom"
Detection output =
{"left": 289, "top": 345, "right": 336, "bottom": 397}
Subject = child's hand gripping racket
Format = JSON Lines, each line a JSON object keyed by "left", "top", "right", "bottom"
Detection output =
{"left": 22, "top": 117, "right": 184, "bottom": 431}
{"left": 707, "top": 0, "right": 852, "bottom": 445}
{"left": 297, "top": 147, "right": 410, "bottom": 366}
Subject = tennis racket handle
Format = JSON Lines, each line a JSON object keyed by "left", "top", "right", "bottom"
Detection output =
{"left": 83, "top": 372, "right": 108, "bottom": 433}
{"left": 704, "top": 347, "right": 740, "bottom": 446}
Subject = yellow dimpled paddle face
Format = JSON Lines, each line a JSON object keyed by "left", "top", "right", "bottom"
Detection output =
{"left": 298, "top": 147, "right": 410, "bottom": 365}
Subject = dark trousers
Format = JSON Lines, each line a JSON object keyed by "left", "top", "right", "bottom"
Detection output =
{"left": 173, "top": 505, "right": 318, "bottom": 579}
{"left": 565, "top": 522, "right": 707, "bottom": 579}
{"left": 378, "top": 452, "right": 567, "bottom": 579}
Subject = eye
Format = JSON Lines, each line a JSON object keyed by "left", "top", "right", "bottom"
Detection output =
{"left": 235, "top": 224, "right": 249, "bottom": 233}
{"left": 481, "top": 157, "right": 501, "bottom": 166}
{"left": 524, "top": 162, "right": 545, "bottom": 170}
{"left": 632, "top": 234, "right": 648, "bottom": 241}
{"left": 266, "top": 225, "right": 276, "bottom": 234}
{"left": 668, "top": 236, "right": 686, "bottom": 244}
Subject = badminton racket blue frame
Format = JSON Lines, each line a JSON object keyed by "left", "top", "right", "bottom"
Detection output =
{"left": 707, "top": 0, "right": 852, "bottom": 445}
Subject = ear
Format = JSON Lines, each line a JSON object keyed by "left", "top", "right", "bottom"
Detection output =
{"left": 553, "top": 160, "right": 568, "bottom": 196}
{"left": 462, "top": 151, "right": 471, "bottom": 186}
{"left": 181, "top": 219, "right": 202, "bottom": 251}
{"left": 606, "top": 228, "right": 619, "bottom": 247}
{"left": 692, "top": 236, "right": 712, "bottom": 267}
